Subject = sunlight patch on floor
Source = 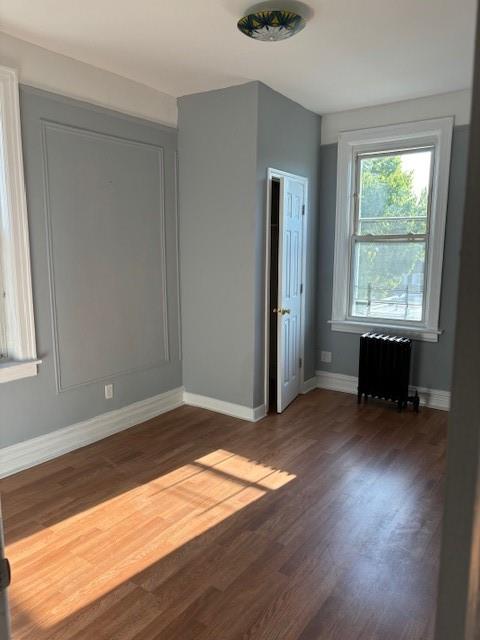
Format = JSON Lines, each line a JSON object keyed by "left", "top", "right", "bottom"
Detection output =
{"left": 8, "top": 449, "right": 296, "bottom": 634}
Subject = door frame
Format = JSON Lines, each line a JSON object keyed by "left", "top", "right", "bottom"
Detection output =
{"left": 0, "top": 496, "right": 11, "bottom": 640}
{"left": 264, "top": 168, "right": 309, "bottom": 412}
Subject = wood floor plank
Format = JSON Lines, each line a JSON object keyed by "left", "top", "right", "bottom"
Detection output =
{"left": 1, "top": 390, "right": 447, "bottom": 639}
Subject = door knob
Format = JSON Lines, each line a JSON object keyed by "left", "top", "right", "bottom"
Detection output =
{"left": 273, "top": 308, "right": 290, "bottom": 315}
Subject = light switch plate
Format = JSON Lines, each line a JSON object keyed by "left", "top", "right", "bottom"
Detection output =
{"left": 320, "top": 351, "right": 332, "bottom": 363}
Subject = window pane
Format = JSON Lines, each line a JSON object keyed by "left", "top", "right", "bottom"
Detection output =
{"left": 351, "top": 241, "right": 425, "bottom": 322}
{"left": 358, "top": 149, "right": 432, "bottom": 235}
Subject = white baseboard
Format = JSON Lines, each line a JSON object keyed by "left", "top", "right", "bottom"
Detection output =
{"left": 183, "top": 391, "right": 266, "bottom": 422}
{"left": 0, "top": 386, "right": 267, "bottom": 479}
{"left": 252, "top": 404, "right": 268, "bottom": 422}
{"left": 0, "top": 386, "right": 184, "bottom": 479}
{"left": 412, "top": 386, "right": 451, "bottom": 411}
{"left": 316, "top": 371, "right": 357, "bottom": 395}
{"left": 315, "top": 370, "right": 450, "bottom": 411}
{"left": 1, "top": 372, "right": 448, "bottom": 479}
{"left": 302, "top": 377, "right": 319, "bottom": 394}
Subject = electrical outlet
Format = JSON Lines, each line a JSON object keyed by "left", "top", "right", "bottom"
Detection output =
{"left": 320, "top": 351, "right": 332, "bottom": 364}
{"left": 105, "top": 383, "right": 114, "bottom": 400}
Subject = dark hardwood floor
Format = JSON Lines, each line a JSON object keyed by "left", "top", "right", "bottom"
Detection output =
{"left": 1, "top": 389, "right": 447, "bottom": 639}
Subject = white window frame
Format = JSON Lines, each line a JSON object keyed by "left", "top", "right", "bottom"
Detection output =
{"left": 0, "top": 66, "right": 39, "bottom": 383}
{"left": 331, "top": 117, "right": 454, "bottom": 343}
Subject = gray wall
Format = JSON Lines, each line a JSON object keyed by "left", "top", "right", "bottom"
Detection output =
{"left": 255, "top": 83, "right": 322, "bottom": 403}
{"left": 435, "top": 20, "right": 479, "bottom": 634}
{"left": 1, "top": 87, "right": 181, "bottom": 448}
{"left": 316, "top": 125, "right": 469, "bottom": 391}
{"left": 178, "top": 83, "right": 259, "bottom": 408}
{"left": 178, "top": 82, "right": 321, "bottom": 409}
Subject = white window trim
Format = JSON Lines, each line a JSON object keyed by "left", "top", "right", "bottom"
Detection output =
{"left": 0, "top": 66, "right": 39, "bottom": 382}
{"left": 331, "top": 117, "right": 454, "bottom": 343}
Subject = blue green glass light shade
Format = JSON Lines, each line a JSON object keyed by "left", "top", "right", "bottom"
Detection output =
{"left": 237, "top": 10, "right": 305, "bottom": 41}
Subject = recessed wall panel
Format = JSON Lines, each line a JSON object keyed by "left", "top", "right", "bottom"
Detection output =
{"left": 42, "top": 122, "right": 168, "bottom": 390}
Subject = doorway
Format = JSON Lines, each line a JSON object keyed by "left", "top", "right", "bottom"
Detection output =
{"left": 264, "top": 169, "right": 308, "bottom": 414}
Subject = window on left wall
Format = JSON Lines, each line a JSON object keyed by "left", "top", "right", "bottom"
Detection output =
{"left": 0, "top": 250, "right": 8, "bottom": 359}
{"left": 0, "top": 66, "right": 38, "bottom": 383}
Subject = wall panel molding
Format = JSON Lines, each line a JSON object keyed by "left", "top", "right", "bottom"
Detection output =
{"left": 174, "top": 150, "right": 182, "bottom": 361}
{"left": 41, "top": 119, "right": 170, "bottom": 392}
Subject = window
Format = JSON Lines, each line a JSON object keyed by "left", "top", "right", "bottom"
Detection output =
{"left": 331, "top": 118, "right": 453, "bottom": 342}
{"left": 0, "top": 256, "right": 7, "bottom": 359}
{"left": 0, "top": 66, "right": 38, "bottom": 382}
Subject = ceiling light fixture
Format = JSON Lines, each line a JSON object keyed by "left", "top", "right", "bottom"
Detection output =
{"left": 237, "top": 10, "right": 305, "bottom": 42}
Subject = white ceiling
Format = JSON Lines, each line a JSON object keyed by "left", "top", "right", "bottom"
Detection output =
{"left": 0, "top": 0, "right": 476, "bottom": 114}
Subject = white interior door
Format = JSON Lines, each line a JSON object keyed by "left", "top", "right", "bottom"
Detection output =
{"left": 276, "top": 175, "right": 305, "bottom": 413}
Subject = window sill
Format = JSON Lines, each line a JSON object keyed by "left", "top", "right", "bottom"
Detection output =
{"left": 330, "top": 320, "right": 441, "bottom": 343}
{"left": 0, "top": 359, "right": 41, "bottom": 383}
